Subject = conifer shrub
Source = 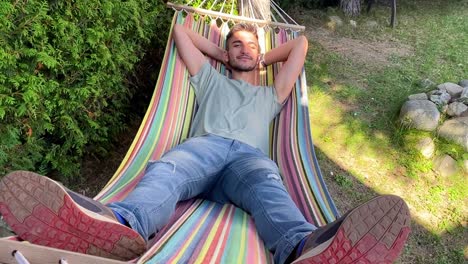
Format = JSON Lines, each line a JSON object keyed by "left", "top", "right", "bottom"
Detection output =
{"left": 0, "top": 0, "right": 171, "bottom": 178}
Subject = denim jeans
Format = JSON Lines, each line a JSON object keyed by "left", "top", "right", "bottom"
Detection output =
{"left": 108, "top": 134, "right": 316, "bottom": 263}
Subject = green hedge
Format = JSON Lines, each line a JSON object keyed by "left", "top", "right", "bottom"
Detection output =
{"left": 0, "top": 0, "right": 171, "bottom": 178}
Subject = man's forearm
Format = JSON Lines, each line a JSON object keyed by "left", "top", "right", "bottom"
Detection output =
{"left": 174, "top": 24, "right": 226, "bottom": 62}
{"left": 262, "top": 35, "right": 308, "bottom": 66}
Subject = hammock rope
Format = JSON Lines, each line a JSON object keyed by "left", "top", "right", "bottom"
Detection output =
{"left": 166, "top": 0, "right": 305, "bottom": 31}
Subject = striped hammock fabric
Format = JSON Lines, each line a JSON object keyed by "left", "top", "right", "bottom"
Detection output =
{"left": 91, "top": 11, "right": 339, "bottom": 263}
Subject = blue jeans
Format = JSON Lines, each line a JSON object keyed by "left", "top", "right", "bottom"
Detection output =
{"left": 108, "top": 134, "right": 316, "bottom": 263}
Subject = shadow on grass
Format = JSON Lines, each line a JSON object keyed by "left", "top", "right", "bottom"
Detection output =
{"left": 314, "top": 147, "right": 466, "bottom": 263}
{"left": 304, "top": 51, "right": 467, "bottom": 263}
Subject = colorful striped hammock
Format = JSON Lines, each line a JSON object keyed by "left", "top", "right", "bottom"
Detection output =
{"left": 1, "top": 9, "right": 339, "bottom": 264}
{"left": 91, "top": 11, "right": 339, "bottom": 263}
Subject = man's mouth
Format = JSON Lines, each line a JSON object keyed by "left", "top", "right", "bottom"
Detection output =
{"left": 237, "top": 55, "right": 252, "bottom": 60}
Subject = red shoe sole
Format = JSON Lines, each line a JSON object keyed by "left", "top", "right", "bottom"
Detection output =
{"left": 295, "top": 195, "right": 411, "bottom": 264}
{"left": 0, "top": 171, "right": 146, "bottom": 260}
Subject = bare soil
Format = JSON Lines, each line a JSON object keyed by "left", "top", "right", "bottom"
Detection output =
{"left": 76, "top": 120, "right": 141, "bottom": 197}
{"left": 305, "top": 27, "right": 413, "bottom": 69}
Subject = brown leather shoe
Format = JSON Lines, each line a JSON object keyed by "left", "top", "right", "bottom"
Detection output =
{"left": 0, "top": 171, "right": 146, "bottom": 260}
{"left": 293, "top": 195, "right": 411, "bottom": 264}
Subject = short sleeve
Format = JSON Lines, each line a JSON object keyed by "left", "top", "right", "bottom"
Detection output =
{"left": 189, "top": 62, "right": 216, "bottom": 102}
{"left": 259, "top": 85, "right": 284, "bottom": 119}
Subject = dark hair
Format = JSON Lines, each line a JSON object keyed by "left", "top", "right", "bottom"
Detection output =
{"left": 225, "top": 23, "right": 259, "bottom": 50}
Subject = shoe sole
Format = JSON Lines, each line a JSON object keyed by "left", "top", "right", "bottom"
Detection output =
{"left": 0, "top": 171, "right": 146, "bottom": 260}
{"left": 294, "top": 195, "right": 411, "bottom": 264}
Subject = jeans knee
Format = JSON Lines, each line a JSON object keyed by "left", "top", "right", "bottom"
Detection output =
{"left": 146, "top": 159, "right": 177, "bottom": 174}
{"left": 260, "top": 172, "right": 286, "bottom": 190}
{"left": 266, "top": 173, "right": 282, "bottom": 182}
{"left": 242, "top": 171, "right": 284, "bottom": 189}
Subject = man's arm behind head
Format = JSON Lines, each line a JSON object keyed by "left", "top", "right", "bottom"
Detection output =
{"left": 264, "top": 35, "right": 308, "bottom": 103}
{"left": 172, "top": 23, "right": 227, "bottom": 76}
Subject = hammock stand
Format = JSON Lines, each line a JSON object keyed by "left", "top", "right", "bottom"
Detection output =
{"left": 0, "top": 1, "right": 339, "bottom": 263}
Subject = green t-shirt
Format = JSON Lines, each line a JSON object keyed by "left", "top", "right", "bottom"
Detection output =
{"left": 189, "top": 62, "right": 283, "bottom": 154}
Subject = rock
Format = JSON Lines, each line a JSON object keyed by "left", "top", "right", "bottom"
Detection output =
{"left": 408, "top": 93, "right": 428, "bottom": 100}
{"left": 433, "top": 155, "right": 459, "bottom": 177}
{"left": 456, "top": 97, "right": 468, "bottom": 105}
{"left": 349, "top": 20, "right": 357, "bottom": 27}
{"left": 399, "top": 100, "right": 440, "bottom": 131}
{"left": 416, "top": 137, "right": 435, "bottom": 158}
{"left": 447, "top": 102, "right": 468, "bottom": 117}
{"left": 459, "top": 79, "right": 468, "bottom": 88}
{"left": 460, "top": 87, "right": 468, "bottom": 99}
{"left": 437, "top": 82, "right": 464, "bottom": 98}
{"left": 420, "top": 79, "right": 437, "bottom": 89}
{"left": 438, "top": 117, "right": 468, "bottom": 151}
{"left": 429, "top": 89, "right": 451, "bottom": 106}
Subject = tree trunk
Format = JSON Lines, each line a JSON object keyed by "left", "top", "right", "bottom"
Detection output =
{"left": 340, "top": 0, "right": 361, "bottom": 16}
{"left": 390, "top": 0, "right": 397, "bottom": 28}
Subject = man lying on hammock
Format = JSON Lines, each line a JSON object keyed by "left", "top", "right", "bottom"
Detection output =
{"left": 0, "top": 22, "right": 411, "bottom": 264}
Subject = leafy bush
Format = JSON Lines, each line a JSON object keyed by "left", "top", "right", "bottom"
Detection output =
{"left": 0, "top": 0, "right": 172, "bottom": 179}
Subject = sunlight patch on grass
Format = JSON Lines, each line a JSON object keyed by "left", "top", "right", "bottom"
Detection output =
{"left": 308, "top": 89, "right": 403, "bottom": 187}
{"left": 308, "top": 84, "right": 466, "bottom": 239}
{"left": 302, "top": 2, "right": 467, "bottom": 261}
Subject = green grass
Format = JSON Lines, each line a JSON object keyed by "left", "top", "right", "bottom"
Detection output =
{"left": 333, "top": 173, "right": 353, "bottom": 188}
{"left": 297, "top": 0, "right": 467, "bottom": 262}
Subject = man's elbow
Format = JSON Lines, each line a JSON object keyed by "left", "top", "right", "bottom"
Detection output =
{"left": 173, "top": 24, "right": 181, "bottom": 36}
{"left": 298, "top": 35, "right": 308, "bottom": 53}
{"left": 173, "top": 24, "right": 187, "bottom": 40}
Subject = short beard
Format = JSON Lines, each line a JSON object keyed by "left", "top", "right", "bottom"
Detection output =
{"left": 227, "top": 61, "right": 256, "bottom": 72}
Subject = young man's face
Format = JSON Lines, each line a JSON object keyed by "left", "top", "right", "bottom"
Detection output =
{"left": 225, "top": 31, "right": 260, "bottom": 72}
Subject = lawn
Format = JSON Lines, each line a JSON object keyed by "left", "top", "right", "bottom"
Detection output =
{"left": 292, "top": 0, "right": 467, "bottom": 263}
